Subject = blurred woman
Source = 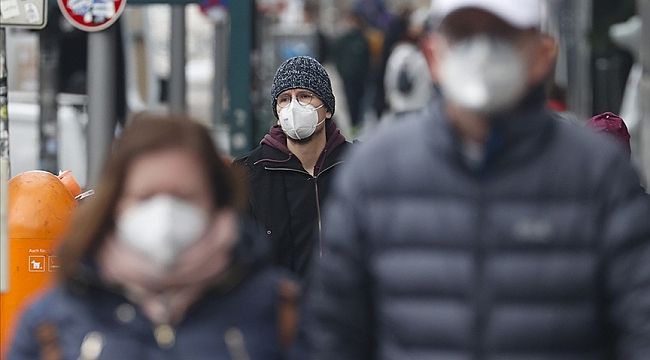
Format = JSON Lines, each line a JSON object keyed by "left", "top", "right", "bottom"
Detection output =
{"left": 7, "top": 113, "right": 301, "bottom": 360}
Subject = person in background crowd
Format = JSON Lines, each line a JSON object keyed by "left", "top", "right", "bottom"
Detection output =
{"left": 234, "top": 56, "right": 353, "bottom": 278}
{"left": 545, "top": 81, "right": 569, "bottom": 113}
{"left": 382, "top": 7, "right": 433, "bottom": 117}
{"left": 331, "top": 10, "right": 371, "bottom": 132}
{"left": 585, "top": 111, "right": 632, "bottom": 157}
{"left": 7, "top": 114, "right": 301, "bottom": 359}
{"left": 373, "top": 6, "right": 413, "bottom": 118}
{"left": 352, "top": 0, "right": 393, "bottom": 32}
{"left": 546, "top": 81, "right": 581, "bottom": 125}
{"left": 304, "top": 0, "right": 650, "bottom": 358}
{"left": 303, "top": 0, "right": 329, "bottom": 64}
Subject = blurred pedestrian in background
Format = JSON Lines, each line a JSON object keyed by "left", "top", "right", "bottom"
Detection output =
{"left": 331, "top": 10, "right": 371, "bottom": 133}
{"left": 545, "top": 81, "right": 581, "bottom": 126}
{"left": 585, "top": 111, "right": 632, "bottom": 157}
{"left": 234, "top": 56, "right": 353, "bottom": 278}
{"left": 7, "top": 114, "right": 301, "bottom": 359}
{"left": 382, "top": 7, "right": 433, "bottom": 118}
{"left": 304, "top": 0, "right": 650, "bottom": 358}
{"left": 303, "top": 0, "right": 329, "bottom": 64}
{"left": 352, "top": 0, "right": 393, "bottom": 32}
{"left": 372, "top": 6, "right": 413, "bottom": 119}
{"left": 545, "top": 81, "right": 569, "bottom": 113}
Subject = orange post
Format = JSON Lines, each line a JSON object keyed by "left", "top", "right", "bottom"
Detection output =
{"left": 0, "top": 170, "right": 79, "bottom": 355}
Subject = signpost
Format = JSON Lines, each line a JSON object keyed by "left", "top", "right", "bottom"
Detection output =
{"left": 227, "top": 0, "right": 252, "bottom": 157}
{"left": 55, "top": 0, "right": 127, "bottom": 184}
{"left": 57, "top": 0, "right": 127, "bottom": 32}
{"left": 543, "top": 0, "right": 593, "bottom": 122}
{"left": 1, "top": 0, "right": 48, "bottom": 294}
{"left": 638, "top": 0, "right": 650, "bottom": 189}
{"left": 0, "top": 29, "right": 8, "bottom": 294}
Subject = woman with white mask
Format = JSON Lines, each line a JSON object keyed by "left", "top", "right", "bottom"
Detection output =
{"left": 7, "top": 113, "right": 302, "bottom": 360}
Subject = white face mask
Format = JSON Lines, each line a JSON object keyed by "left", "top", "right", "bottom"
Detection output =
{"left": 278, "top": 98, "right": 325, "bottom": 140}
{"left": 439, "top": 35, "right": 528, "bottom": 115}
{"left": 116, "top": 194, "right": 209, "bottom": 266}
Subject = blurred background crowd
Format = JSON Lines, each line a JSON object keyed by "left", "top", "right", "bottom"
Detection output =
{"left": 4, "top": 0, "right": 649, "bottom": 189}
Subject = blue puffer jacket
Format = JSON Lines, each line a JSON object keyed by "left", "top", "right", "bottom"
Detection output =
{"left": 305, "top": 91, "right": 650, "bottom": 359}
{"left": 7, "top": 220, "right": 301, "bottom": 360}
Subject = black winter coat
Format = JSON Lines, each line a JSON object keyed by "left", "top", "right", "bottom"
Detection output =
{"left": 234, "top": 122, "right": 351, "bottom": 277}
{"left": 305, "top": 95, "right": 650, "bottom": 359}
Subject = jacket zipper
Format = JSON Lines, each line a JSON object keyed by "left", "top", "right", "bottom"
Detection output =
{"left": 315, "top": 181, "right": 323, "bottom": 257}
{"left": 475, "top": 186, "right": 487, "bottom": 360}
{"left": 265, "top": 161, "right": 343, "bottom": 258}
{"left": 314, "top": 162, "right": 344, "bottom": 257}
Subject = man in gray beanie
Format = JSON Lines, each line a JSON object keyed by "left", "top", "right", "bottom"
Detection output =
{"left": 234, "top": 56, "right": 353, "bottom": 277}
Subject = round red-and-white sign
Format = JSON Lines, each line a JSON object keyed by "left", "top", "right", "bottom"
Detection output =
{"left": 57, "top": 0, "right": 126, "bottom": 32}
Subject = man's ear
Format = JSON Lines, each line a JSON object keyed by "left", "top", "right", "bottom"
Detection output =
{"left": 420, "top": 33, "right": 444, "bottom": 84}
{"left": 528, "top": 35, "right": 558, "bottom": 85}
{"left": 326, "top": 110, "right": 332, "bottom": 119}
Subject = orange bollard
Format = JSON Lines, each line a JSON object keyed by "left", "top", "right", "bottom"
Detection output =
{"left": 0, "top": 170, "right": 80, "bottom": 354}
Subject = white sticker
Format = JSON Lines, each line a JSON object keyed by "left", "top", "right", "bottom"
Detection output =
{"left": 0, "top": 0, "right": 21, "bottom": 20}
{"left": 67, "top": 0, "right": 91, "bottom": 15}
{"left": 91, "top": 1, "right": 114, "bottom": 20}
{"left": 23, "top": 2, "right": 40, "bottom": 24}
{"left": 28, "top": 256, "right": 46, "bottom": 272}
{"left": 48, "top": 255, "right": 59, "bottom": 272}
{"left": 105, "top": 1, "right": 115, "bottom": 18}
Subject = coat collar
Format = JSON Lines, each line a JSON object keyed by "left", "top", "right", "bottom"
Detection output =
{"left": 255, "top": 120, "right": 348, "bottom": 176}
{"left": 428, "top": 85, "right": 557, "bottom": 176}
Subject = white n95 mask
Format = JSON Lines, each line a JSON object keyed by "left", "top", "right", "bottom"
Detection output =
{"left": 279, "top": 98, "right": 325, "bottom": 140}
{"left": 116, "top": 194, "right": 209, "bottom": 266}
{"left": 439, "top": 35, "right": 528, "bottom": 115}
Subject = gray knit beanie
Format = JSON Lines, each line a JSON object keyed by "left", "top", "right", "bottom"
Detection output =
{"left": 271, "top": 56, "right": 335, "bottom": 118}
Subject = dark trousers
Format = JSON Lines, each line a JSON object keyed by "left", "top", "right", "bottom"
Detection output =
{"left": 344, "top": 80, "right": 366, "bottom": 127}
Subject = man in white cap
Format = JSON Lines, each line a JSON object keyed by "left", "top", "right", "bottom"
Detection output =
{"left": 304, "top": 0, "right": 650, "bottom": 359}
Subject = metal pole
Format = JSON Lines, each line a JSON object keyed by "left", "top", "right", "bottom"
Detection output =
{"left": 212, "top": 18, "right": 230, "bottom": 153}
{"left": 543, "top": 0, "right": 593, "bottom": 122}
{"left": 87, "top": 26, "right": 117, "bottom": 186}
{"left": 0, "top": 28, "right": 9, "bottom": 293}
{"left": 39, "top": 26, "right": 60, "bottom": 173}
{"left": 169, "top": 5, "right": 186, "bottom": 114}
{"left": 638, "top": 0, "right": 650, "bottom": 189}
{"left": 228, "top": 0, "right": 253, "bottom": 157}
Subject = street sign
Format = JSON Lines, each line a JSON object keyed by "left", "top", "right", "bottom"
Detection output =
{"left": 199, "top": 0, "right": 228, "bottom": 23}
{"left": 0, "top": 0, "right": 48, "bottom": 29}
{"left": 57, "top": 0, "right": 126, "bottom": 32}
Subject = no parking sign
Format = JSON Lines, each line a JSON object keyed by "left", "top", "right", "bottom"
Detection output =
{"left": 57, "top": 0, "right": 126, "bottom": 32}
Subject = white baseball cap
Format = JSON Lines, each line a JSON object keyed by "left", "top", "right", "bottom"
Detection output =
{"left": 430, "top": 0, "right": 542, "bottom": 29}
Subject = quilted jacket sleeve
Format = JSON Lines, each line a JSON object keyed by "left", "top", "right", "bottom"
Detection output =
{"left": 602, "top": 159, "right": 650, "bottom": 360}
{"left": 304, "top": 163, "right": 374, "bottom": 360}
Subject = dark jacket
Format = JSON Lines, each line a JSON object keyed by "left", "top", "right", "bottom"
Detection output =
{"left": 305, "top": 90, "right": 650, "bottom": 359}
{"left": 234, "top": 121, "right": 351, "bottom": 277}
{"left": 332, "top": 29, "right": 370, "bottom": 85}
{"left": 7, "top": 219, "right": 301, "bottom": 360}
